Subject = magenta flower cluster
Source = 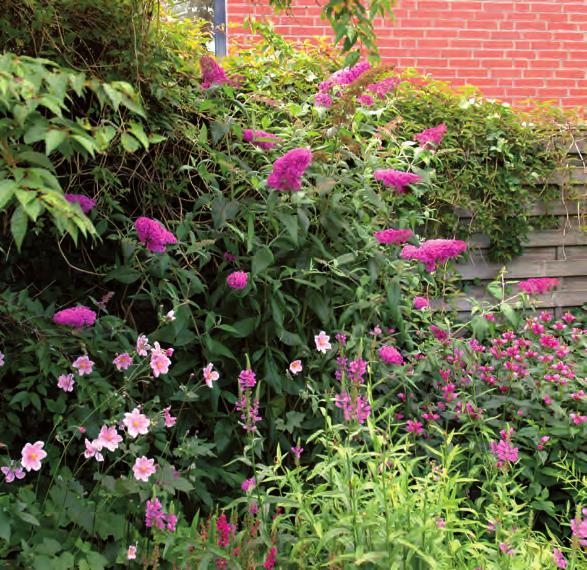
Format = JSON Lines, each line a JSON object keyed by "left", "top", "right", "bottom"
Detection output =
{"left": 401, "top": 239, "right": 468, "bottom": 272}
{"left": 227, "top": 271, "right": 248, "bottom": 290}
{"left": 235, "top": 368, "right": 261, "bottom": 432}
{"left": 135, "top": 217, "right": 177, "bottom": 253}
{"left": 518, "top": 277, "right": 560, "bottom": 295}
{"left": 200, "top": 55, "right": 231, "bottom": 89}
{"left": 318, "top": 61, "right": 371, "bottom": 94}
{"left": 243, "top": 129, "right": 282, "bottom": 151}
{"left": 267, "top": 148, "right": 313, "bottom": 192}
{"left": 53, "top": 306, "right": 97, "bottom": 328}
{"left": 366, "top": 76, "right": 400, "bottom": 99}
{"left": 414, "top": 123, "right": 447, "bottom": 148}
{"left": 374, "top": 228, "right": 414, "bottom": 245}
{"left": 379, "top": 345, "right": 404, "bottom": 366}
{"left": 145, "top": 498, "right": 177, "bottom": 532}
{"left": 335, "top": 391, "right": 371, "bottom": 424}
{"left": 64, "top": 193, "right": 96, "bottom": 213}
{"left": 373, "top": 169, "right": 422, "bottom": 193}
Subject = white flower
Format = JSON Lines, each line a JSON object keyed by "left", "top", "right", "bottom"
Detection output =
{"left": 165, "top": 310, "right": 176, "bottom": 322}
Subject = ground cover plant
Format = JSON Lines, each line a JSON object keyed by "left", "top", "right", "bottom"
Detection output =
{"left": 0, "top": 1, "right": 585, "bottom": 568}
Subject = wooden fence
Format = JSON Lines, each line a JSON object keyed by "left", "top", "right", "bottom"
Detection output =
{"left": 449, "top": 133, "right": 587, "bottom": 313}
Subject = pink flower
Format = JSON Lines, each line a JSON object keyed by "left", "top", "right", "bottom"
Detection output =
{"left": 379, "top": 345, "right": 404, "bottom": 365}
{"left": 64, "top": 193, "right": 96, "bottom": 213}
{"left": 83, "top": 438, "right": 104, "bottom": 462}
{"left": 263, "top": 546, "right": 277, "bottom": 570}
{"left": 136, "top": 334, "right": 150, "bottom": 356}
{"left": 134, "top": 217, "right": 176, "bottom": 254}
{"left": 374, "top": 228, "right": 414, "bottom": 245}
{"left": 163, "top": 406, "right": 176, "bottom": 428}
{"left": 413, "top": 297, "right": 430, "bottom": 310}
{"left": 406, "top": 419, "right": 424, "bottom": 435}
{"left": 267, "top": 148, "right": 313, "bottom": 192}
{"left": 314, "top": 331, "right": 332, "bottom": 354}
{"left": 21, "top": 441, "right": 47, "bottom": 472}
{"left": 436, "top": 517, "right": 446, "bottom": 528}
{"left": 113, "top": 353, "right": 133, "bottom": 371}
{"left": 57, "top": 373, "right": 75, "bottom": 392}
{"left": 490, "top": 440, "right": 519, "bottom": 464}
{"left": 314, "top": 92, "right": 332, "bottom": 108}
{"left": 53, "top": 306, "right": 96, "bottom": 328}
{"left": 319, "top": 61, "right": 371, "bottom": 92}
{"left": 127, "top": 545, "right": 137, "bottom": 560}
{"left": 291, "top": 446, "right": 304, "bottom": 459}
{"left": 200, "top": 55, "right": 232, "bottom": 88}
{"left": 216, "top": 513, "right": 235, "bottom": 547}
{"left": 1, "top": 465, "right": 25, "bottom": 483}
{"left": 289, "top": 360, "right": 303, "bottom": 375}
{"left": 97, "top": 425, "right": 122, "bottom": 452}
{"left": 357, "top": 94, "right": 374, "bottom": 106}
{"left": 72, "top": 355, "right": 94, "bottom": 376}
{"left": 150, "top": 342, "right": 171, "bottom": 377}
{"left": 241, "top": 477, "right": 256, "bottom": 493}
{"left": 238, "top": 369, "right": 257, "bottom": 390}
{"left": 243, "top": 129, "right": 282, "bottom": 150}
{"left": 414, "top": 123, "right": 447, "bottom": 148}
{"left": 552, "top": 548, "right": 567, "bottom": 569}
{"left": 133, "top": 456, "right": 157, "bottom": 482}
{"left": 401, "top": 239, "right": 468, "bottom": 272}
{"left": 366, "top": 76, "right": 399, "bottom": 98}
{"left": 373, "top": 169, "right": 422, "bottom": 193}
{"left": 0, "top": 351, "right": 4, "bottom": 367}
{"left": 203, "top": 363, "right": 219, "bottom": 387}
{"left": 123, "top": 408, "right": 150, "bottom": 438}
{"left": 227, "top": 271, "right": 248, "bottom": 289}
{"left": 518, "top": 278, "right": 560, "bottom": 295}
{"left": 571, "top": 510, "right": 587, "bottom": 546}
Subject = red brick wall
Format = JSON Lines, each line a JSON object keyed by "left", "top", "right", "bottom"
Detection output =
{"left": 227, "top": 0, "right": 587, "bottom": 107}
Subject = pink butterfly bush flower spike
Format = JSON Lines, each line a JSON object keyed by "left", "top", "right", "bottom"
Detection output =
{"left": 200, "top": 55, "right": 232, "bottom": 89}
{"left": 314, "top": 93, "right": 332, "bottom": 108}
{"left": 203, "top": 363, "right": 219, "bottom": 387}
{"left": 21, "top": 441, "right": 47, "bottom": 472}
{"left": 227, "top": 271, "right": 249, "bottom": 290}
{"left": 64, "top": 193, "right": 96, "bottom": 213}
{"left": 134, "top": 217, "right": 176, "bottom": 254}
{"left": 314, "top": 331, "right": 332, "bottom": 354}
{"left": 124, "top": 408, "right": 150, "bottom": 438}
{"left": 53, "top": 306, "right": 97, "bottom": 328}
{"left": 401, "top": 239, "right": 468, "bottom": 272}
{"left": 413, "top": 296, "right": 430, "bottom": 310}
{"left": 414, "top": 123, "right": 447, "bottom": 148}
{"left": 243, "top": 129, "right": 282, "bottom": 151}
{"left": 374, "top": 169, "right": 422, "bottom": 193}
{"left": 72, "top": 355, "right": 94, "bottom": 376}
{"left": 374, "top": 228, "right": 414, "bottom": 245}
{"left": 267, "top": 148, "right": 313, "bottom": 192}
{"left": 133, "top": 456, "right": 157, "bottom": 482}
{"left": 518, "top": 278, "right": 560, "bottom": 295}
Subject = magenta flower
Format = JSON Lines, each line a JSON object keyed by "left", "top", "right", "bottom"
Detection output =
{"left": 163, "top": 406, "right": 176, "bottom": 428}
{"left": 83, "top": 439, "right": 104, "bottom": 462}
{"left": 319, "top": 61, "right": 371, "bottom": 92}
{"left": 238, "top": 369, "right": 257, "bottom": 390}
{"left": 113, "top": 353, "right": 133, "bottom": 371}
{"left": 227, "top": 271, "right": 248, "bottom": 289}
{"left": 406, "top": 419, "right": 424, "bottom": 435}
{"left": 366, "top": 76, "right": 399, "bottom": 98}
{"left": 490, "top": 440, "right": 519, "bottom": 465}
{"left": 413, "top": 296, "right": 430, "bottom": 310}
{"left": 203, "top": 362, "right": 219, "bottom": 387}
{"left": 291, "top": 446, "right": 304, "bottom": 459}
{"left": 134, "top": 217, "right": 176, "bottom": 254}
{"left": 267, "top": 148, "right": 313, "bottom": 192}
{"left": 263, "top": 546, "right": 277, "bottom": 570}
{"left": 571, "top": 509, "right": 587, "bottom": 546}
{"left": 374, "top": 169, "right": 422, "bottom": 193}
{"left": 314, "top": 93, "right": 332, "bottom": 108}
{"left": 518, "top": 277, "right": 560, "bottom": 295}
{"left": 72, "top": 355, "right": 94, "bottom": 376}
{"left": 335, "top": 391, "right": 371, "bottom": 424}
{"left": 401, "top": 239, "right": 467, "bottom": 272}
{"left": 379, "top": 345, "right": 404, "bottom": 365}
{"left": 241, "top": 477, "right": 256, "bottom": 493}
{"left": 216, "top": 513, "right": 235, "bottom": 547}
{"left": 133, "top": 456, "right": 157, "bottom": 482}
{"left": 553, "top": 548, "right": 568, "bottom": 568}
{"left": 357, "top": 94, "right": 374, "bottom": 106}
{"left": 374, "top": 228, "right": 414, "bottom": 245}
{"left": 53, "top": 306, "right": 96, "bottom": 328}
{"left": 1, "top": 464, "right": 25, "bottom": 483}
{"left": 21, "top": 441, "right": 47, "bottom": 472}
{"left": 97, "top": 425, "right": 122, "bottom": 452}
{"left": 0, "top": 351, "right": 4, "bottom": 367}
{"left": 57, "top": 373, "right": 75, "bottom": 392}
{"left": 243, "top": 129, "right": 282, "bottom": 150}
{"left": 64, "top": 193, "right": 96, "bottom": 213}
{"left": 136, "top": 334, "right": 150, "bottom": 356}
{"left": 414, "top": 123, "right": 447, "bottom": 148}
{"left": 200, "top": 55, "right": 231, "bottom": 89}
{"left": 150, "top": 342, "right": 171, "bottom": 378}
{"left": 123, "top": 408, "right": 150, "bottom": 438}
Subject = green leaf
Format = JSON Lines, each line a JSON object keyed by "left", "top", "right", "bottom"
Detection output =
{"left": 252, "top": 246, "right": 274, "bottom": 275}
{"left": 129, "top": 121, "right": 149, "bottom": 148}
{"left": 0, "top": 179, "right": 16, "bottom": 209}
{"left": 120, "top": 132, "right": 141, "bottom": 153}
{"left": 45, "top": 129, "right": 67, "bottom": 154}
{"left": 105, "top": 266, "right": 142, "bottom": 284}
{"left": 10, "top": 205, "right": 28, "bottom": 250}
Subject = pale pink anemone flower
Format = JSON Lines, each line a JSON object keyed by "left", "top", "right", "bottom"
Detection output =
{"left": 0, "top": 350, "right": 4, "bottom": 367}
{"left": 83, "top": 439, "right": 104, "bottom": 462}
{"left": 163, "top": 406, "right": 176, "bottom": 428}
{"left": 127, "top": 545, "right": 137, "bottom": 560}
{"left": 113, "top": 353, "right": 133, "bottom": 371}
{"left": 150, "top": 342, "right": 171, "bottom": 378}
{"left": 314, "top": 331, "right": 332, "bottom": 354}
{"left": 133, "top": 456, "right": 157, "bottom": 482}
{"left": 57, "top": 373, "right": 75, "bottom": 392}
{"left": 289, "top": 360, "right": 303, "bottom": 375}
{"left": 123, "top": 408, "right": 150, "bottom": 438}
{"left": 203, "top": 363, "right": 219, "bottom": 388}
{"left": 97, "top": 425, "right": 123, "bottom": 452}
{"left": 72, "top": 355, "right": 94, "bottom": 376}
{"left": 21, "top": 441, "right": 47, "bottom": 472}
{"left": 2, "top": 464, "right": 25, "bottom": 483}
{"left": 136, "top": 334, "right": 150, "bottom": 356}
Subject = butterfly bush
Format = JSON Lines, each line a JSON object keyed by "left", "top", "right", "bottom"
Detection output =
{"left": 53, "top": 306, "right": 96, "bottom": 328}
{"left": 243, "top": 129, "right": 281, "bottom": 150}
{"left": 366, "top": 76, "right": 400, "bottom": 98}
{"left": 401, "top": 239, "right": 468, "bottom": 272}
{"left": 314, "top": 92, "right": 332, "bottom": 108}
{"left": 518, "top": 277, "right": 560, "bottom": 295}
{"left": 134, "top": 217, "right": 177, "bottom": 253}
{"left": 414, "top": 123, "right": 447, "bottom": 148}
{"left": 227, "top": 271, "right": 249, "bottom": 289}
{"left": 200, "top": 55, "right": 232, "bottom": 89}
{"left": 318, "top": 60, "right": 371, "bottom": 93}
{"left": 64, "top": 193, "right": 96, "bottom": 213}
{"left": 267, "top": 147, "right": 313, "bottom": 191}
{"left": 374, "top": 228, "right": 414, "bottom": 245}
{"left": 373, "top": 169, "right": 422, "bottom": 193}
